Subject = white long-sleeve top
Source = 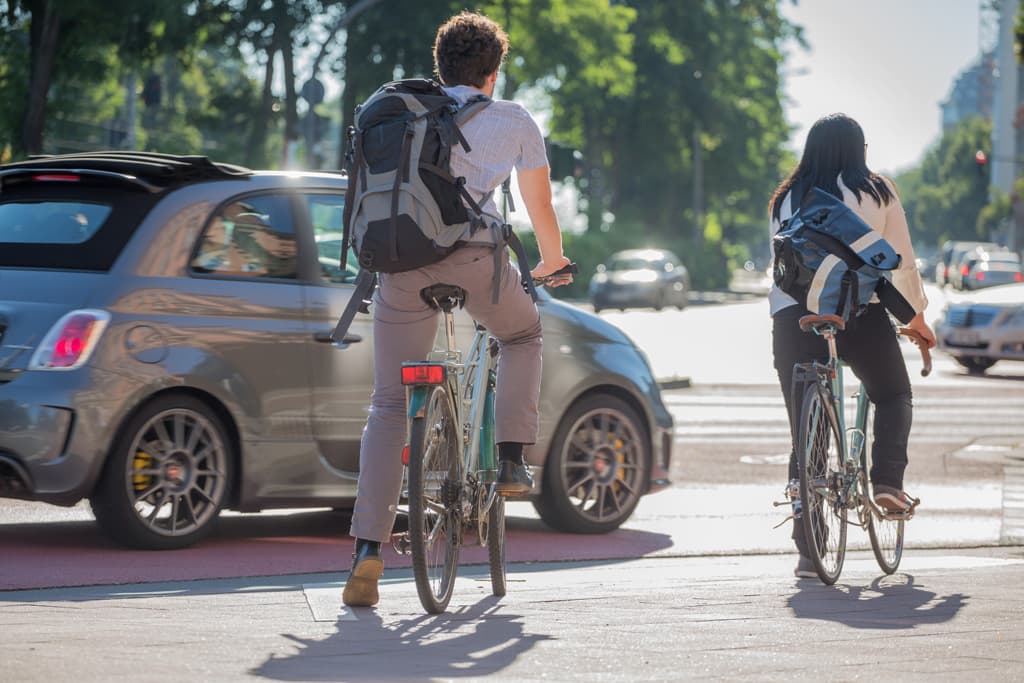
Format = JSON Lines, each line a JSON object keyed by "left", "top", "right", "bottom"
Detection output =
{"left": 768, "top": 175, "right": 929, "bottom": 317}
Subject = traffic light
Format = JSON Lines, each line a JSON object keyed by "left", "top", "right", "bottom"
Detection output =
{"left": 546, "top": 139, "right": 582, "bottom": 180}
{"left": 142, "top": 75, "right": 161, "bottom": 108}
{"left": 975, "top": 149, "right": 987, "bottom": 175}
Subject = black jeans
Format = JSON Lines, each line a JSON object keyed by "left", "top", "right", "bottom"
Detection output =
{"left": 772, "top": 303, "right": 913, "bottom": 490}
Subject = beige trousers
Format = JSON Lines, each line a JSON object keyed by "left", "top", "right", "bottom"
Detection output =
{"left": 349, "top": 246, "right": 543, "bottom": 543}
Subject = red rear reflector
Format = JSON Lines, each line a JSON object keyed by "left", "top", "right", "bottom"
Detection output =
{"left": 1016, "top": 272, "right": 1023, "bottom": 282}
{"left": 32, "top": 174, "right": 80, "bottom": 182}
{"left": 401, "top": 364, "right": 445, "bottom": 385}
{"left": 401, "top": 445, "right": 410, "bottom": 465}
{"left": 977, "top": 272, "right": 985, "bottom": 280}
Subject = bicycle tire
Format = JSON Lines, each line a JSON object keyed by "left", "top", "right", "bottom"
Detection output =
{"left": 860, "top": 400, "right": 905, "bottom": 573}
{"left": 408, "top": 386, "right": 462, "bottom": 614}
{"left": 797, "top": 384, "right": 848, "bottom": 585}
{"left": 487, "top": 495, "right": 507, "bottom": 596}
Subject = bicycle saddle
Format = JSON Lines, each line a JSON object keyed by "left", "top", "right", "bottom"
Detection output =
{"left": 798, "top": 313, "right": 846, "bottom": 333}
{"left": 420, "top": 284, "right": 467, "bottom": 312}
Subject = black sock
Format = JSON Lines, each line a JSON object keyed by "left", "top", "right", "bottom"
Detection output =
{"left": 497, "top": 442, "right": 524, "bottom": 464}
{"left": 354, "top": 538, "right": 380, "bottom": 556}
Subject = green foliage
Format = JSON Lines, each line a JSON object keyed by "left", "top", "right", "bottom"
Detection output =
{"left": 895, "top": 116, "right": 993, "bottom": 249}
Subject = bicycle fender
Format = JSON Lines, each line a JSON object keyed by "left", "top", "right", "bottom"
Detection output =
{"left": 407, "top": 386, "right": 431, "bottom": 420}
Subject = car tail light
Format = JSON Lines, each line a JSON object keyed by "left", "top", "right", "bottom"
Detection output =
{"left": 32, "top": 173, "right": 81, "bottom": 183}
{"left": 401, "top": 445, "right": 410, "bottom": 465}
{"left": 1016, "top": 272, "right": 1023, "bottom": 282}
{"left": 401, "top": 363, "right": 445, "bottom": 385}
{"left": 960, "top": 264, "right": 969, "bottom": 276}
{"left": 29, "top": 309, "right": 111, "bottom": 370}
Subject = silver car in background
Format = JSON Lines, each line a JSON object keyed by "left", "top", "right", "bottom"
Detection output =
{"left": 934, "top": 282, "right": 1024, "bottom": 374}
{"left": 0, "top": 152, "right": 673, "bottom": 549}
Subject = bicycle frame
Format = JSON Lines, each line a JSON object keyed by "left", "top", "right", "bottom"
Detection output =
{"left": 405, "top": 308, "right": 500, "bottom": 521}
{"left": 795, "top": 326, "right": 895, "bottom": 527}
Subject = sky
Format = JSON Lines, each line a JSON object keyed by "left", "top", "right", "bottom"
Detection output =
{"left": 779, "top": 0, "right": 986, "bottom": 175}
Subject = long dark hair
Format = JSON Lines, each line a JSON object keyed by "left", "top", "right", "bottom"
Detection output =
{"left": 769, "top": 113, "right": 894, "bottom": 221}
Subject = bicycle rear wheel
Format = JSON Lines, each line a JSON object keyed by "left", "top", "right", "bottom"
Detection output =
{"left": 487, "top": 495, "right": 507, "bottom": 596}
{"left": 797, "top": 384, "right": 848, "bottom": 585}
{"left": 861, "top": 401, "right": 905, "bottom": 573}
{"left": 408, "top": 386, "right": 462, "bottom": 614}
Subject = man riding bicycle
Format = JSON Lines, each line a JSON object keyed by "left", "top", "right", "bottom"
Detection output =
{"left": 343, "top": 10, "right": 572, "bottom": 608}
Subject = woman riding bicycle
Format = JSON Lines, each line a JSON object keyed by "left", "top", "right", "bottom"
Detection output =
{"left": 342, "top": 11, "right": 572, "bottom": 607}
{"left": 767, "top": 114, "right": 936, "bottom": 578}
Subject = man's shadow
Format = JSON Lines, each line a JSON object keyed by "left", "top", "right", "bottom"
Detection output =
{"left": 252, "top": 596, "right": 552, "bottom": 682}
{"left": 788, "top": 573, "right": 967, "bottom": 629}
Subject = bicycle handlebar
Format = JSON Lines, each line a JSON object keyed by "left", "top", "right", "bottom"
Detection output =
{"left": 898, "top": 327, "right": 933, "bottom": 377}
{"left": 532, "top": 262, "right": 578, "bottom": 287}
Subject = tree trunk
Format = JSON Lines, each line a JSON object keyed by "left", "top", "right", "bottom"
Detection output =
{"left": 692, "top": 125, "right": 705, "bottom": 248}
{"left": 20, "top": 0, "right": 61, "bottom": 156}
{"left": 246, "top": 45, "right": 276, "bottom": 168}
{"left": 277, "top": 1, "right": 299, "bottom": 169}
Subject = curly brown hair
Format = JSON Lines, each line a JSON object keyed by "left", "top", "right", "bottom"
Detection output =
{"left": 433, "top": 11, "right": 509, "bottom": 88}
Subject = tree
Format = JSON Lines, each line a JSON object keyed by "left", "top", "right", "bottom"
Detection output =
{"left": 896, "top": 116, "right": 993, "bottom": 249}
{"left": 0, "top": 0, "right": 198, "bottom": 156}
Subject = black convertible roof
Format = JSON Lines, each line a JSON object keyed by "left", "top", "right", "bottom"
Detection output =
{"left": 0, "top": 151, "right": 252, "bottom": 193}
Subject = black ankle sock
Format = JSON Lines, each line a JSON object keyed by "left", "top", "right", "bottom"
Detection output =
{"left": 354, "top": 538, "right": 381, "bottom": 556}
{"left": 497, "top": 442, "right": 524, "bottom": 464}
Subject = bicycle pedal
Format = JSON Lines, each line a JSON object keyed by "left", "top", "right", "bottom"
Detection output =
{"left": 390, "top": 533, "right": 412, "bottom": 556}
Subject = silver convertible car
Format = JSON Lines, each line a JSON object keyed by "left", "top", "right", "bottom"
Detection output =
{"left": 0, "top": 152, "right": 673, "bottom": 549}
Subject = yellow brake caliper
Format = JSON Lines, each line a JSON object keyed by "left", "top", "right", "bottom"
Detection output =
{"left": 132, "top": 450, "right": 154, "bottom": 491}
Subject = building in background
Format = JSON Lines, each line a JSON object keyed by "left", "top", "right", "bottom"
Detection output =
{"left": 941, "top": 53, "right": 995, "bottom": 132}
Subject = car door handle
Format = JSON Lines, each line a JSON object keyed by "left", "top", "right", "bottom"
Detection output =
{"left": 313, "top": 331, "right": 362, "bottom": 345}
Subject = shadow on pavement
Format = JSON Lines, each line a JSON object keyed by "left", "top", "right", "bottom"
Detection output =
{"left": 787, "top": 573, "right": 968, "bottom": 629}
{"left": 252, "top": 597, "right": 552, "bottom": 682}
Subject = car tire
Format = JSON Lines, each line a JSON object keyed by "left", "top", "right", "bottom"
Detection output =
{"left": 533, "top": 394, "right": 650, "bottom": 534}
{"left": 90, "top": 394, "right": 234, "bottom": 550}
{"left": 676, "top": 288, "right": 688, "bottom": 310}
{"left": 653, "top": 291, "right": 665, "bottom": 311}
{"left": 956, "top": 356, "right": 997, "bottom": 374}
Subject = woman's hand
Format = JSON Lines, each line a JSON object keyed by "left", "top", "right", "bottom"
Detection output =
{"left": 907, "top": 312, "right": 936, "bottom": 349}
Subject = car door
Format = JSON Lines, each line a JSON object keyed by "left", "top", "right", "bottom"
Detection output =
{"left": 296, "top": 192, "right": 375, "bottom": 480}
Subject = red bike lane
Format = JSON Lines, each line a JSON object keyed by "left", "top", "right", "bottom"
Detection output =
{"left": 0, "top": 506, "right": 675, "bottom": 591}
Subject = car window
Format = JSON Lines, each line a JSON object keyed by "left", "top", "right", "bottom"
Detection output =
{"left": 191, "top": 194, "right": 297, "bottom": 279}
{"left": 0, "top": 200, "right": 112, "bottom": 244}
{"left": 305, "top": 194, "right": 357, "bottom": 284}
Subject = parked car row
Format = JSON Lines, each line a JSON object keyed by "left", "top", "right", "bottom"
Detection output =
{"left": 0, "top": 152, "right": 674, "bottom": 549}
{"left": 934, "top": 240, "right": 1022, "bottom": 291}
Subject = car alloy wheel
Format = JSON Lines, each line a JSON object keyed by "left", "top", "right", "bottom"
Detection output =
{"left": 534, "top": 394, "right": 649, "bottom": 533}
{"left": 91, "top": 394, "right": 232, "bottom": 549}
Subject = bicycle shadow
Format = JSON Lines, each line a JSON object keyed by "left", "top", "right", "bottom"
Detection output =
{"left": 251, "top": 596, "right": 551, "bottom": 682}
{"left": 787, "top": 573, "right": 968, "bottom": 629}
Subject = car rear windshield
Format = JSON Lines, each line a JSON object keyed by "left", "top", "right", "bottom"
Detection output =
{"left": 0, "top": 184, "right": 157, "bottom": 270}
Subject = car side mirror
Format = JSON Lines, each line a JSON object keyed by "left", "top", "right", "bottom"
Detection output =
{"left": 596, "top": 264, "right": 606, "bottom": 273}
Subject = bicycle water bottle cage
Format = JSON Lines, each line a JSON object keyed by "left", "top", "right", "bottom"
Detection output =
{"left": 420, "top": 284, "right": 467, "bottom": 312}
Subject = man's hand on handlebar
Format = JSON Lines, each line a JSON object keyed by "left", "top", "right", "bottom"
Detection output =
{"left": 531, "top": 257, "right": 575, "bottom": 288}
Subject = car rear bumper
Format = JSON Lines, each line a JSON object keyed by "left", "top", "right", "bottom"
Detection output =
{"left": 0, "top": 367, "right": 136, "bottom": 505}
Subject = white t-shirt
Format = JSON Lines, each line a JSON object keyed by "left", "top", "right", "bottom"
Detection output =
{"left": 768, "top": 175, "right": 929, "bottom": 317}
{"left": 443, "top": 85, "right": 549, "bottom": 218}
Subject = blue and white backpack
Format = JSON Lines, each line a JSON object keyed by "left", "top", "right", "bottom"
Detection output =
{"left": 772, "top": 187, "right": 916, "bottom": 324}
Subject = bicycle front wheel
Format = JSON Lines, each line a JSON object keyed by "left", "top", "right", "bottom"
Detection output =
{"left": 861, "top": 400, "right": 905, "bottom": 573}
{"left": 408, "top": 386, "right": 462, "bottom": 614}
{"left": 487, "top": 495, "right": 507, "bottom": 596}
{"left": 797, "top": 384, "right": 848, "bottom": 585}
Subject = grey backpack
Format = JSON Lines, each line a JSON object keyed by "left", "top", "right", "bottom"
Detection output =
{"left": 341, "top": 78, "right": 494, "bottom": 274}
{"left": 331, "top": 79, "right": 538, "bottom": 343}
